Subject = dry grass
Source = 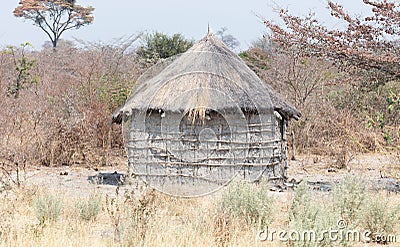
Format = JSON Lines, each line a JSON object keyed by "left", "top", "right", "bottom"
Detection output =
{"left": 0, "top": 186, "right": 276, "bottom": 247}
{"left": 1, "top": 177, "right": 400, "bottom": 247}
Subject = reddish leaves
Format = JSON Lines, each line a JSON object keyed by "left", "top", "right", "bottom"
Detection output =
{"left": 264, "top": 0, "right": 400, "bottom": 86}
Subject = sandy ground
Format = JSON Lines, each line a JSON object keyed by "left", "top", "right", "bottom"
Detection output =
{"left": 16, "top": 163, "right": 130, "bottom": 197}
{"left": 287, "top": 153, "right": 400, "bottom": 191}
{"left": 7, "top": 152, "right": 398, "bottom": 198}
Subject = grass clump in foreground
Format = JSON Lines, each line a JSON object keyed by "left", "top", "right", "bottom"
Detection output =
{"left": 2, "top": 175, "right": 400, "bottom": 246}
{"left": 212, "top": 180, "right": 274, "bottom": 247}
{"left": 331, "top": 175, "right": 366, "bottom": 225}
{"left": 331, "top": 175, "right": 400, "bottom": 243}
{"left": 361, "top": 196, "right": 400, "bottom": 244}
{"left": 123, "top": 189, "right": 158, "bottom": 245}
{"left": 75, "top": 192, "right": 102, "bottom": 221}
{"left": 288, "top": 181, "right": 346, "bottom": 247}
{"left": 33, "top": 192, "right": 63, "bottom": 224}
{"left": 288, "top": 176, "right": 400, "bottom": 246}
{"left": 217, "top": 180, "right": 274, "bottom": 228}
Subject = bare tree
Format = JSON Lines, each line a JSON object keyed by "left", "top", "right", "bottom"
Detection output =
{"left": 216, "top": 27, "right": 240, "bottom": 50}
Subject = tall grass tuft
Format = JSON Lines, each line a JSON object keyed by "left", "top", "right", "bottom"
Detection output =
{"left": 33, "top": 193, "right": 63, "bottom": 224}
{"left": 361, "top": 196, "right": 400, "bottom": 244}
{"left": 217, "top": 180, "right": 274, "bottom": 228}
{"left": 123, "top": 189, "right": 157, "bottom": 246}
{"left": 76, "top": 192, "right": 102, "bottom": 221}
{"left": 331, "top": 175, "right": 366, "bottom": 225}
{"left": 288, "top": 181, "right": 350, "bottom": 247}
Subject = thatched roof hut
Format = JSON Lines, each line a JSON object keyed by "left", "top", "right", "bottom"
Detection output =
{"left": 112, "top": 32, "right": 300, "bottom": 123}
{"left": 112, "top": 31, "right": 300, "bottom": 197}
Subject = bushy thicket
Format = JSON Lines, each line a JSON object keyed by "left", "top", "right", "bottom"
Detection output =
{"left": 240, "top": 43, "right": 400, "bottom": 156}
{"left": 0, "top": 38, "right": 142, "bottom": 168}
{"left": 0, "top": 32, "right": 198, "bottom": 173}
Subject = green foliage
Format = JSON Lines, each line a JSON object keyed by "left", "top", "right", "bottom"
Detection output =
{"left": 288, "top": 181, "right": 349, "bottom": 247}
{"left": 329, "top": 82, "right": 399, "bottom": 147}
{"left": 6, "top": 43, "right": 39, "bottom": 98}
{"left": 387, "top": 89, "right": 399, "bottom": 114}
{"left": 137, "top": 32, "right": 193, "bottom": 63}
{"left": 331, "top": 175, "right": 366, "bottom": 224}
{"left": 75, "top": 192, "right": 102, "bottom": 221}
{"left": 217, "top": 180, "right": 274, "bottom": 228}
{"left": 98, "top": 77, "right": 132, "bottom": 112}
{"left": 383, "top": 131, "right": 392, "bottom": 144}
{"left": 361, "top": 196, "right": 400, "bottom": 243}
{"left": 33, "top": 193, "right": 63, "bottom": 224}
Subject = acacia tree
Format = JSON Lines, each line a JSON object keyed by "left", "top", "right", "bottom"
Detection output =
{"left": 264, "top": 0, "right": 400, "bottom": 88}
{"left": 14, "top": 0, "right": 94, "bottom": 48}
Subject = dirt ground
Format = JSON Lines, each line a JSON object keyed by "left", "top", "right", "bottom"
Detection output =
{"left": 287, "top": 153, "right": 400, "bottom": 192}
{"left": 12, "top": 152, "right": 400, "bottom": 198}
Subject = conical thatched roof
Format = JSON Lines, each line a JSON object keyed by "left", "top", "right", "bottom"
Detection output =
{"left": 112, "top": 32, "right": 300, "bottom": 123}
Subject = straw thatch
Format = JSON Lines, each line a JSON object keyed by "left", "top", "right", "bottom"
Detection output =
{"left": 112, "top": 32, "right": 300, "bottom": 123}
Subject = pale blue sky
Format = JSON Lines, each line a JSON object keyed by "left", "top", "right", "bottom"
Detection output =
{"left": 0, "top": 0, "right": 367, "bottom": 50}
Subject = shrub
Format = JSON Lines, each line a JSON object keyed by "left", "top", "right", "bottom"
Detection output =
{"left": 76, "top": 192, "right": 102, "bottom": 221}
{"left": 361, "top": 196, "right": 400, "bottom": 244}
{"left": 289, "top": 181, "right": 319, "bottom": 246}
{"left": 33, "top": 193, "right": 62, "bottom": 224}
{"left": 288, "top": 181, "right": 349, "bottom": 247}
{"left": 289, "top": 181, "right": 315, "bottom": 222}
{"left": 217, "top": 180, "right": 274, "bottom": 228}
{"left": 331, "top": 175, "right": 366, "bottom": 225}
